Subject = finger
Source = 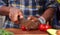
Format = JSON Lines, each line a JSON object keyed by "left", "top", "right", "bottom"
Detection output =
{"left": 18, "top": 12, "right": 24, "bottom": 19}
{"left": 31, "top": 18, "right": 37, "bottom": 22}
{"left": 9, "top": 13, "right": 14, "bottom": 21}
{"left": 27, "top": 16, "right": 33, "bottom": 20}
{"left": 28, "top": 16, "right": 38, "bottom": 22}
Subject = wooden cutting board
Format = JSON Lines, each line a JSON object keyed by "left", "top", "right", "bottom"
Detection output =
{"left": 5, "top": 28, "right": 48, "bottom": 35}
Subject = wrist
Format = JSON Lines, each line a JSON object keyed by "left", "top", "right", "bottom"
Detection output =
{"left": 0, "top": 6, "right": 10, "bottom": 16}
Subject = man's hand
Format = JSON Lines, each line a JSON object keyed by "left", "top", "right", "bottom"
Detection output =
{"left": 20, "top": 19, "right": 40, "bottom": 30}
{"left": 19, "top": 16, "right": 40, "bottom": 30}
{"left": 9, "top": 7, "right": 24, "bottom": 23}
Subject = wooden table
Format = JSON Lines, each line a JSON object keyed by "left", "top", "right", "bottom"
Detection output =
{"left": 5, "top": 28, "right": 49, "bottom": 35}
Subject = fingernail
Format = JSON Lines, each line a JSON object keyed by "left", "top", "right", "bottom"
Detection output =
{"left": 20, "top": 16, "right": 24, "bottom": 19}
{"left": 31, "top": 20, "right": 34, "bottom": 22}
{"left": 27, "top": 17, "right": 30, "bottom": 20}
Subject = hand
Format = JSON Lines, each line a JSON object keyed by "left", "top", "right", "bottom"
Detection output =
{"left": 9, "top": 7, "right": 24, "bottom": 23}
{"left": 20, "top": 16, "right": 40, "bottom": 30}
{"left": 20, "top": 19, "right": 39, "bottom": 30}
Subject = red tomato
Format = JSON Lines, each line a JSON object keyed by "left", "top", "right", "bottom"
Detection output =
{"left": 38, "top": 24, "right": 45, "bottom": 31}
{"left": 44, "top": 24, "right": 52, "bottom": 31}
{"left": 38, "top": 24, "right": 52, "bottom": 32}
{"left": 21, "top": 26, "right": 26, "bottom": 31}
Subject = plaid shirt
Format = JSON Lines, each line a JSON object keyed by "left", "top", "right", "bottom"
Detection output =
{"left": 0, "top": 0, "right": 57, "bottom": 28}
{"left": 0, "top": 0, "right": 6, "bottom": 7}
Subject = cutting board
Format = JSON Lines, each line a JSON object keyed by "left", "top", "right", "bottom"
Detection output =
{"left": 5, "top": 28, "right": 48, "bottom": 35}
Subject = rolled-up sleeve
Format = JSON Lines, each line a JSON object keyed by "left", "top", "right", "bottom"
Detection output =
{"left": 0, "top": 0, "right": 6, "bottom": 7}
{"left": 45, "top": 0, "right": 58, "bottom": 9}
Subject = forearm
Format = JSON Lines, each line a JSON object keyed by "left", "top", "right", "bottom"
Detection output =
{"left": 0, "top": 6, "right": 10, "bottom": 16}
{"left": 41, "top": 8, "right": 55, "bottom": 21}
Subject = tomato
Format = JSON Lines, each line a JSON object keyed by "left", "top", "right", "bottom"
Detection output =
{"left": 38, "top": 24, "right": 45, "bottom": 31}
{"left": 44, "top": 24, "right": 52, "bottom": 31}
{"left": 38, "top": 24, "right": 52, "bottom": 32}
{"left": 21, "top": 26, "right": 26, "bottom": 31}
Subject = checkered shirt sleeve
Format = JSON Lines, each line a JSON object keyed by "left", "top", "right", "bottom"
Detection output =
{"left": 0, "top": 0, "right": 6, "bottom": 7}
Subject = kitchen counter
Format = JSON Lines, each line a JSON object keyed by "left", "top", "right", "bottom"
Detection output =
{"left": 5, "top": 28, "right": 49, "bottom": 35}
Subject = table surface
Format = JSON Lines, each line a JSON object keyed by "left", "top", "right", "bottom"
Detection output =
{"left": 5, "top": 28, "right": 49, "bottom": 35}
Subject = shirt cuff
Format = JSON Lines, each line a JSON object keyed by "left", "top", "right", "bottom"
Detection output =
{"left": 38, "top": 16, "right": 46, "bottom": 24}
